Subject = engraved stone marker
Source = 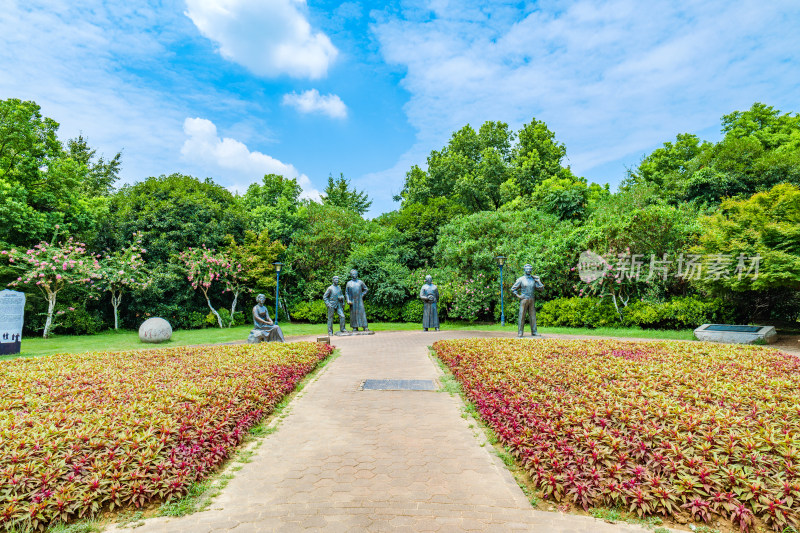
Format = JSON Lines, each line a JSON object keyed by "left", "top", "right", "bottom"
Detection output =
{"left": 138, "top": 317, "right": 173, "bottom": 344}
{"left": 0, "top": 290, "right": 26, "bottom": 355}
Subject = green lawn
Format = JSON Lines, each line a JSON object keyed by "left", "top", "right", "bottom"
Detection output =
{"left": 4, "top": 322, "right": 695, "bottom": 360}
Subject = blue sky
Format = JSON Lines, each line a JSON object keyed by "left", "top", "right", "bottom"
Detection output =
{"left": 2, "top": 0, "right": 799, "bottom": 216}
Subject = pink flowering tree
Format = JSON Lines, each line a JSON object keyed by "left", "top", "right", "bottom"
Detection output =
{"left": 1, "top": 233, "right": 100, "bottom": 338}
{"left": 97, "top": 235, "right": 150, "bottom": 330}
{"left": 448, "top": 272, "right": 494, "bottom": 322}
{"left": 179, "top": 246, "right": 244, "bottom": 328}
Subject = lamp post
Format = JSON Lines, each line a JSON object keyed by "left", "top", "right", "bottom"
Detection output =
{"left": 273, "top": 262, "right": 283, "bottom": 325}
{"left": 495, "top": 256, "right": 506, "bottom": 327}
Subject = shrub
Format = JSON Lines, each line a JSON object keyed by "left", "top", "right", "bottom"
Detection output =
{"left": 187, "top": 310, "right": 208, "bottom": 329}
{"left": 206, "top": 307, "right": 232, "bottom": 327}
{"left": 401, "top": 299, "right": 424, "bottom": 323}
{"left": 448, "top": 273, "right": 494, "bottom": 322}
{"left": 365, "top": 302, "right": 403, "bottom": 322}
{"left": 52, "top": 306, "right": 105, "bottom": 335}
{"left": 231, "top": 310, "right": 248, "bottom": 327}
{"left": 291, "top": 300, "right": 327, "bottom": 323}
{"left": 538, "top": 297, "right": 621, "bottom": 328}
{"left": 623, "top": 297, "right": 735, "bottom": 329}
{"left": 493, "top": 297, "right": 520, "bottom": 324}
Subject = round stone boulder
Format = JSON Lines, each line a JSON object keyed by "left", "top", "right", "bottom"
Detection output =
{"left": 138, "top": 317, "right": 172, "bottom": 343}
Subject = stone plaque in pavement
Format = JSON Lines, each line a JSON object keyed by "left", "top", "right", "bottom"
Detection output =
{"left": 362, "top": 379, "right": 436, "bottom": 391}
{"left": 0, "top": 290, "right": 25, "bottom": 355}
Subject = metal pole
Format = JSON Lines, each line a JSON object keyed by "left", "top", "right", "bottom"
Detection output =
{"left": 275, "top": 269, "right": 280, "bottom": 325}
{"left": 500, "top": 264, "right": 505, "bottom": 327}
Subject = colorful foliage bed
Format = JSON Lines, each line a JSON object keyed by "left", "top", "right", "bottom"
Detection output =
{"left": 0, "top": 342, "right": 332, "bottom": 530}
{"left": 434, "top": 338, "right": 800, "bottom": 531}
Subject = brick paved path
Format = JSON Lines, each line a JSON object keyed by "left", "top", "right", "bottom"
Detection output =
{"left": 105, "top": 331, "right": 667, "bottom": 532}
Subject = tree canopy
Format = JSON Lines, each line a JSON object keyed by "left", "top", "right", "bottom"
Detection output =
{"left": 3, "top": 98, "right": 799, "bottom": 333}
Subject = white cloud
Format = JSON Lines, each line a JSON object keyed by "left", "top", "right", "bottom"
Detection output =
{"left": 184, "top": 0, "right": 338, "bottom": 79}
{"left": 371, "top": 0, "right": 800, "bottom": 188}
{"left": 181, "top": 117, "right": 321, "bottom": 200}
{"left": 282, "top": 89, "right": 347, "bottom": 119}
{"left": 0, "top": 0, "right": 190, "bottom": 184}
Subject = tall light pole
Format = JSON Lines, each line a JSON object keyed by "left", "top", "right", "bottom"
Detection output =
{"left": 495, "top": 256, "right": 506, "bottom": 327}
{"left": 273, "top": 262, "right": 283, "bottom": 325}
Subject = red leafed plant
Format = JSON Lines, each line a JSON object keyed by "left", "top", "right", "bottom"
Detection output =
{"left": 433, "top": 338, "right": 800, "bottom": 532}
{"left": 0, "top": 342, "right": 332, "bottom": 531}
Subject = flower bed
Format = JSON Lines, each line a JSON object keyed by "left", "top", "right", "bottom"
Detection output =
{"left": 0, "top": 342, "right": 332, "bottom": 530}
{"left": 433, "top": 338, "right": 800, "bottom": 531}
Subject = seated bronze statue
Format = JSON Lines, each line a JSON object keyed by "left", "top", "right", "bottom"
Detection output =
{"left": 248, "top": 293, "right": 285, "bottom": 343}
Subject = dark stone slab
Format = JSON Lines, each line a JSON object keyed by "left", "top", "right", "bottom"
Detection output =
{"left": 362, "top": 379, "right": 436, "bottom": 391}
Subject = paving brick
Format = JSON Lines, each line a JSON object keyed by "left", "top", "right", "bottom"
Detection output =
{"left": 102, "top": 330, "right": 676, "bottom": 533}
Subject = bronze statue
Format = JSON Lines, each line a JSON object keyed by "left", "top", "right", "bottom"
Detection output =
{"left": 248, "top": 293, "right": 285, "bottom": 343}
{"left": 419, "top": 275, "right": 440, "bottom": 331}
{"left": 510, "top": 264, "right": 544, "bottom": 337}
{"left": 345, "top": 269, "right": 369, "bottom": 331}
{"left": 323, "top": 275, "right": 348, "bottom": 336}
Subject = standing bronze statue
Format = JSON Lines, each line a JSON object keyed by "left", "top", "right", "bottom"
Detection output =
{"left": 248, "top": 293, "right": 285, "bottom": 343}
{"left": 510, "top": 264, "right": 544, "bottom": 337}
{"left": 345, "top": 269, "right": 369, "bottom": 331}
{"left": 419, "top": 275, "right": 440, "bottom": 331}
{"left": 323, "top": 275, "right": 348, "bottom": 336}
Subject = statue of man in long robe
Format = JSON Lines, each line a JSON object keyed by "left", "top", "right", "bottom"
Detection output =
{"left": 419, "top": 274, "right": 439, "bottom": 331}
{"left": 323, "top": 275, "right": 347, "bottom": 336}
{"left": 510, "top": 264, "right": 544, "bottom": 338}
{"left": 345, "top": 269, "right": 369, "bottom": 331}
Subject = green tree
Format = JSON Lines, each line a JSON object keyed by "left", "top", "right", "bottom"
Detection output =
{"left": 284, "top": 202, "right": 368, "bottom": 301}
{"left": 626, "top": 103, "right": 800, "bottom": 206}
{"left": 721, "top": 102, "right": 800, "bottom": 150}
{"left": 105, "top": 173, "right": 246, "bottom": 264}
{"left": 0, "top": 98, "right": 109, "bottom": 246}
{"left": 239, "top": 173, "right": 305, "bottom": 244}
{"left": 513, "top": 118, "right": 568, "bottom": 195}
{"left": 102, "top": 174, "right": 247, "bottom": 327}
{"left": 224, "top": 229, "right": 286, "bottom": 297}
{"left": 378, "top": 197, "right": 468, "bottom": 270}
{"left": 321, "top": 173, "right": 372, "bottom": 215}
{"left": 531, "top": 175, "right": 590, "bottom": 220}
{"left": 692, "top": 184, "right": 800, "bottom": 320}
{"left": 694, "top": 183, "right": 800, "bottom": 291}
{"left": 434, "top": 207, "right": 583, "bottom": 307}
{"left": 347, "top": 224, "right": 413, "bottom": 308}
{"left": 66, "top": 134, "right": 121, "bottom": 196}
{"left": 398, "top": 118, "right": 575, "bottom": 210}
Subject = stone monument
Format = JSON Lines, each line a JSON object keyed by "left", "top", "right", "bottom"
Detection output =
{"left": 323, "top": 275, "right": 348, "bottom": 336}
{"left": 0, "top": 289, "right": 25, "bottom": 355}
{"left": 139, "top": 317, "right": 172, "bottom": 343}
{"left": 694, "top": 324, "right": 778, "bottom": 344}
{"left": 510, "top": 264, "right": 545, "bottom": 338}
{"left": 345, "top": 269, "right": 373, "bottom": 335}
{"left": 248, "top": 293, "right": 285, "bottom": 343}
{"left": 419, "top": 275, "right": 440, "bottom": 331}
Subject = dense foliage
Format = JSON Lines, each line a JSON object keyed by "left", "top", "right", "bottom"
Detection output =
{"left": 0, "top": 341, "right": 332, "bottom": 530}
{"left": 435, "top": 338, "right": 800, "bottom": 531}
{"left": 1, "top": 97, "right": 798, "bottom": 334}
